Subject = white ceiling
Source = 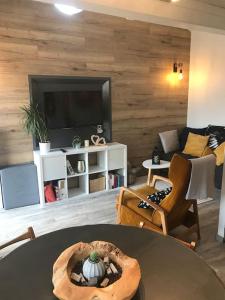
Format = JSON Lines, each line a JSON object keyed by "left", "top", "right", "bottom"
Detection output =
{"left": 33, "top": 0, "right": 225, "bottom": 33}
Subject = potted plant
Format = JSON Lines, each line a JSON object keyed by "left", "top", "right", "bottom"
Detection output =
{"left": 82, "top": 251, "right": 105, "bottom": 283}
{"left": 72, "top": 135, "right": 82, "bottom": 149}
{"left": 21, "top": 103, "right": 50, "bottom": 155}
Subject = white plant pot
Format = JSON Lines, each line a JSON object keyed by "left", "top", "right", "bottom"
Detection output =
{"left": 82, "top": 258, "right": 105, "bottom": 281}
{"left": 39, "top": 142, "right": 51, "bottom": 155}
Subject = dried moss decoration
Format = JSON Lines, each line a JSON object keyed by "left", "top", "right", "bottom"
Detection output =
{"left": 89, "top": 251, "right": 99, "bottom": 263}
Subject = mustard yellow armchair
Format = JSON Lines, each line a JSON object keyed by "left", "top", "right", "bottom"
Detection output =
{"left": 116, "top": 154, "right": 200, "bottom": 240}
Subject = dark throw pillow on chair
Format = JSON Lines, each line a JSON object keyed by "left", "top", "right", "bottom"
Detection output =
{"left": 138, "top": 187, "right": 172, "bottom": 209}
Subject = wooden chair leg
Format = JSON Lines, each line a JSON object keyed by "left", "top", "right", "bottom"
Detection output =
{"left": 147, "top": 168, "right": 152, "bottom": 186}
{"left": 0, "top": 227, "right": 36, "bottom": 251}
{"left": 28, "top": 227, "right": 36, "bottom": 240}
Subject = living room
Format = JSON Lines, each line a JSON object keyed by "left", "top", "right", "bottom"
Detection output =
{"left": 0, "top": 0, "right": 225, "bottom": 299}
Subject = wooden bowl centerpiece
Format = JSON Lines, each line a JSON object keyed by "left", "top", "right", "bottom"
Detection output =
{"left": 52, "top": 241, "right": 141, "bottom": 300}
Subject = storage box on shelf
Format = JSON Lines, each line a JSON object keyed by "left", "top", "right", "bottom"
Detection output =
{"left": 89, "top": 173, "right": 106, "bottom": 193}
{"left": 33, "top": 143, "right": 127, "bottom": 206}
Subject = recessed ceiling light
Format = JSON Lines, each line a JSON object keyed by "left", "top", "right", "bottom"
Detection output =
{"left": 54, "top": 3, "right": 83, "bottom": 15}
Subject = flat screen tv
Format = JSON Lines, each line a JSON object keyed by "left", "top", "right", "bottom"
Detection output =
{"left": 29, "top": 76, "right": 112, "bottom": 149}
{"left": 44, "top": 90, "right": 103, "bottom": 129}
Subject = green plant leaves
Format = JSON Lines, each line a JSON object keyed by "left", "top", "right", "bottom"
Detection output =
{"left": 21, "top": 103, "right": 48, "bottom": 143}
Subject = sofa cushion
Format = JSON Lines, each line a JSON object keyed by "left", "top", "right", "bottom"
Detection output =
{"left": 206, "top": 125, "right": 225, "bottom": 149}
{"left": 206, "top": 125, "right": 225, "bottom": 137}
{"left": 180, "top": 127, "right": 207, "bottom": 150}
{"left": 214, "top": 142, "right": 225, "bottom": 166}
{"left": 183, "top": 133, "right": 209, "bottom": 157}
{"left": 208, "top": 134, "right": 221, "bottom": 149}
{"left": 159, "top": 130, "right": 180, "bottom": 154}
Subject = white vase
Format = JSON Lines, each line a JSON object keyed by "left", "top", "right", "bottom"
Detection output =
{"left": 82, "top": 258, "right": 105, "bottom": 281}
{"left": 39, "top": 142, "right": 50, "bottom": 155}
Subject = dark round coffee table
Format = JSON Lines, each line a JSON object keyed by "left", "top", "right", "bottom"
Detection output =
{"left": 0, "top": 224, "right": 224, "bottom": 300}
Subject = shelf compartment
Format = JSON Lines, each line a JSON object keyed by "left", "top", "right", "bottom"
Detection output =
{"left": 88, "top": 166, "right": 106, "bottom": 174}
{"left": 88, "top": 151, "right": 106, "bottom": 174}
{"left": 66, "top": 153, "right": 87, "bottom": 176}
{"left": 108, "top": 148, "right": 125, "bottom": 171}
{"left": 108, "top": 169, "right": 125, "bottom": 190}
{"left": 44, "top": 179, "right": 67, "bottom": 203}
{"left": 68, "top": 175, "right": 87, "bottom": 198}
{"left": 89, "top": 172, "right": 106, "bottom": 193}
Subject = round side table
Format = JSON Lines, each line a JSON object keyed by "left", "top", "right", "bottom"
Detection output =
{"left": 142, "top": 159, "right": 170, "bottom": 185}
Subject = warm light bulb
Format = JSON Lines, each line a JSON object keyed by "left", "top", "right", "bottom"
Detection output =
{"left": 178, "top": 71, "right": 183, "bottom": 80}
{"left": 54, "top": 3, "right": 83, "bottom": 15}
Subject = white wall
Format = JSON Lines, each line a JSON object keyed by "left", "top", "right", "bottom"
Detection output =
{"left": 188, "top": 30, "right": 225, "bottom": 239}
{"left": 187, "top": 30, "right": 225, "bottom": 128}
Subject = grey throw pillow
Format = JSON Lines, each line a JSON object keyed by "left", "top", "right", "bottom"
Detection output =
{"left": 159, "top": 130, "right": 180, "bottom": 154}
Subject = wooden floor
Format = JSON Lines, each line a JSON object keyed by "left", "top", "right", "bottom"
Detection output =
{"left": 0, "top": 179, "right": 225, "bottom": 284}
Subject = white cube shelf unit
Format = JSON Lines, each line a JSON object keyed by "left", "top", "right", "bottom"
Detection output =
{"left": 33, "top": 143, "right": 127, "bottom": 207}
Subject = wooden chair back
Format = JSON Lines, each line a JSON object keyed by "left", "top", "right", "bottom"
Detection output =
{"left": 0, "top": 227, "right": 36, "bottom": 250}
{"left": 152, "top": 154, "right": 192, "bottom": 229}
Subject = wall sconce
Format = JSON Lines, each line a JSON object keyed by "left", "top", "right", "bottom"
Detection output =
{"left": 173, "top": 62, "right": 183, "bottom": 80}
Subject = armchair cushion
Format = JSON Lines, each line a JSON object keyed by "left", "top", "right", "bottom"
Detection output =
{"left": 138, "top": 187, "right": 172, "bottom": 209}
{"left": 122, "top": 185, "right": 157, "bottom": 222}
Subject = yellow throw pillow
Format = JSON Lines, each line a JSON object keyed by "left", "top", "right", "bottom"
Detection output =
{"left": 214, "top": 142, "right": 225, "bottom": 166}
{"left": 183, "top": 133, "right": 209, "bottom": 157}
{"left": 202, "top": 146, "right": 214, "bottom": 157}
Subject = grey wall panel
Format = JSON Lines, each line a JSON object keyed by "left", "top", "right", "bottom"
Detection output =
{"left": 1, "top": 164, "right": 40, "bottom": 210}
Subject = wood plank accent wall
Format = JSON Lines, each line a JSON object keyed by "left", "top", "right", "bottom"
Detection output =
{"left": 0, "top": 0, "right": 190, "bottom": 168}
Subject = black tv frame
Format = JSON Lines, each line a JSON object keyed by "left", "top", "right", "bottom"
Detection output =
{"left": 28, "top": 75, "right": 112, "bottom": 150}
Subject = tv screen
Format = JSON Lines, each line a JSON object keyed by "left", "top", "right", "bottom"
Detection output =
{"left": 44, "top": 90, "right": 104, "bottom": 129}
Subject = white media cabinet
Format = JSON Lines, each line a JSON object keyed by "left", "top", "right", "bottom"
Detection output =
{"left": 34, "top": 143, "right": 127, "bottom": 207}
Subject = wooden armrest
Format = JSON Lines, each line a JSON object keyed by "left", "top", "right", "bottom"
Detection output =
{"left": 118, "top": 187, "right": 165, "bottom": 213}
{"left": 152, "top": 175, "right": 173, "bottom": 187}
{"left": 118, "top": 187, "right": 168, "bottom": 235}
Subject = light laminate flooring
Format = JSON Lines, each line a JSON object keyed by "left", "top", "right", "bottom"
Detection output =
{"left": 0, "top": 179, "right": 225, "bottom": 284}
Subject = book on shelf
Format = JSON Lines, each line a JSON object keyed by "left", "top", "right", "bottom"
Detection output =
{"left": 108, "top": 173, "right": 124, "bottom": 189}
{"left": 66, "top": 159, "right": 75, "bottom": 176}
{"left": 52, "top": 179, "right": 67, "bottom": 201}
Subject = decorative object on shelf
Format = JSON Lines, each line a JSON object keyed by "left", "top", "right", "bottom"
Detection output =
{"left": 44, "top": 184, "right": 56, "bottom": 203}
{"left": 52, "top": 241, "right": 141, "bottom": 300}
{"left": 97, "top": 124, "right": 104, "bottom": 134}
{"left": 55, "top": 179, "right": 67, "bottom": 200}
{"left": 89, "top": 175, "right": 106, "bottom": 193}
{"left": 82, "top": 251, "right": 105, "bottom": 283}
{"left": 21, "top": 103, "right": 50, "bottom": 155}
{"left": 91, "top": 135, "right": 106, "bottom": 146}
{"left": 77, "top": 160, "right": 85, "bottom": 173}
{"left": 72, "top": 136, "right": 82, "bottom": 149}
{"left": 152, "top": 147, "right": 160, "bottom": 165}
{"left": 84, "top": 140, "right": 89, "bottom": 147}
{"left": 66, "top": 160, "right": 75, "bottom": 175}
